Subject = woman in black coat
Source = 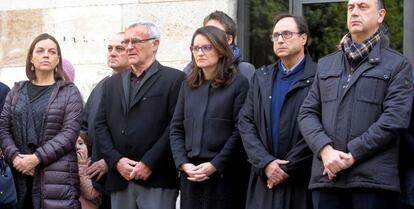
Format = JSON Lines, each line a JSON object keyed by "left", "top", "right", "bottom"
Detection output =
{"left": 0, "top": 33, "right": 83, "bottom": 209}
{"left": 170, "top": 26, "right": 249, "bottom": 209}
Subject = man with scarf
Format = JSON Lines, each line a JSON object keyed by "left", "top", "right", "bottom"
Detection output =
{"left": 298, "top": 0, "right": 413, "bottom": 209}
{"left": 183, "top": 10, "right": 255, "bottom": 82}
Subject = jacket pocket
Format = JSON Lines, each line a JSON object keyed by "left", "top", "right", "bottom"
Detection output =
{"left": 356, "top": 70, "right": 391, "bottom": 104}
{"left": 319, "top": 71, "right": 341, "bottom": 103}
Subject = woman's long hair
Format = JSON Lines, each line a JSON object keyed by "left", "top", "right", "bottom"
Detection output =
{"left": 25, "top": 33, "right": 64, "bottom": 81}
{"left": 187, "top": 26, "right": 235, "bottom": 88}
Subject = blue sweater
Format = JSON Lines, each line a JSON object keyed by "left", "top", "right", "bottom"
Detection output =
{"left": 271, "top": 58, "right": 305, "bottom": 155}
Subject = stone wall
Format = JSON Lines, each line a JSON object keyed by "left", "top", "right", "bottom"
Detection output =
{"left": 0, "top": 0, "right": 237, "bottom": 100}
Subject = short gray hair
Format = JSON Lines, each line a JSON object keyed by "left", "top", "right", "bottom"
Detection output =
{"left": 126, "top": 20, "right": 161, "bottom": 39}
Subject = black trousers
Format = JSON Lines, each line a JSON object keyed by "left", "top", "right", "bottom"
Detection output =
{"left": 312, "top": 188, "right": 400, "bottom": 209}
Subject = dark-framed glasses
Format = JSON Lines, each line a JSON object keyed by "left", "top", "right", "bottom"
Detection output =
{"left": 122, "top": 37, "right": 156, "bottom": 45}
{"left": 270, "top": 31, "right": 302, "bottom": 41}
{"left": 190, "top": 44, "right": 213, "bottom": 54}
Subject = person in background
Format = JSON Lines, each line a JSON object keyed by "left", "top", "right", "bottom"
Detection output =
{"left": 0, "top": 33, "right": 83, "bottom": 209}
{"left": 170, "top": 26, "right": 249, "bottom": 209}
{"left": 238, "top": 14, "right": 315, "bottom": 209}
{"left": 77, "top": 131, "right": 101, "bottom": 209}
{"left": 0, "top": 82, "right": 10, "bottom": 110}
{"left": 95, "top": 21, "right": 184, "bottom": 209}
{"left": 298, "top": 0, "right": 413, "bottom": 208}
{"left": 81, "top": 32, "right": 130, "bottom": 209}
{"left": 183, "top": 10, "right": 255, "bottom": 82}
{"left": 0, "top": 81, "right": 10, "bottom": 208}
{"left": 62, "top": 58, "right": 75, "bottom": 82}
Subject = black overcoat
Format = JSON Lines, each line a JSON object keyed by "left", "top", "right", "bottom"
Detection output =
{"left": 239, "top": 54, "right": 316, "bottom": 209}
{"left": 95, "top": 61, "right": 185, "bottom": 191}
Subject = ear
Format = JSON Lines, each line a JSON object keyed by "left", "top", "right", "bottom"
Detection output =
{"left": 378, "top": 9, "right": 386, "bottom": 24}
{"left": 152, "top": 39, "right": 160, "bottom": 52}
{"left": 301, "top": 33, "right": 308, "bottom": 46}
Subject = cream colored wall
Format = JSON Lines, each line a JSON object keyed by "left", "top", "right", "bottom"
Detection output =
{"left": 0, "top": 0, "right": 237, "bottom": 100}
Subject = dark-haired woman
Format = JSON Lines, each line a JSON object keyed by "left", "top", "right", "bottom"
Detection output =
{"left": 0, "top": 33, "right": 83, "bottom": 209}
{"left": 170, "top": 26, "right": 249, "bottom": 209}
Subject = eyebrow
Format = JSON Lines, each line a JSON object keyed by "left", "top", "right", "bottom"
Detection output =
{"left": 348, "top": 2, "right": 368, "bottom": 7}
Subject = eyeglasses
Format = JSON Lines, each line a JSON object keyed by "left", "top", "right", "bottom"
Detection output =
{"left": 270, "top": 31, "right": 302, "bottom": 41}
{"left": 108, "top": 45, "right": 126, "bottom": 53}
{"left": 122, "top": 37, "right": 156, "bottom": 45}
{"left": 190, "top": 44, "right": 214, "bottom": 54}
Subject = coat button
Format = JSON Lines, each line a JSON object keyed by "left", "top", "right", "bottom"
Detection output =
{"left": 383, "top": 75, "right": 389, "bottom": 79}
{"left": 121, "top": 130, "right": 125, "bottom": 135}
{"left": 306, "top": 80, "right": 310, "bottom": 83}
{"left": 269, "top": 96, "right": 272, "bottom": 99}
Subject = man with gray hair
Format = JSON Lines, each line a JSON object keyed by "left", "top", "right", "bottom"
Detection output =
{"left": 95, "top": 21, "right": 185, "bottom": 209}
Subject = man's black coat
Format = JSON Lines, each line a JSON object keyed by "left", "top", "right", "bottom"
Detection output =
{"left": 95, "top": 61, "right": 185, "bottom": 191}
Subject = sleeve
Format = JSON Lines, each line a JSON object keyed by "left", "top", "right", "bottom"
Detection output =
{"left": 347, "top": 59, "right": 413, "bottom": 162}
{"left": 140, "top": 72, "right": 185, "bottom": 170}
{"left": 169, "top": 82, "right": 189, "bottom": 169}
{"left": 298, "top": 71, "right": 333, "bottom": 158}
{"left": 210, "top": 76, "right": 250, "bottom": 172}
{"left": 0, "top": 85, "right": 21, "bottom": 163}
{"left": 95, "top": 80, "right": 123, "bottom": 171}
{"left": 280, "top": 137, "right": 313, "bottom": 177}
{"left": 238, "top": 73, "right": 276, "bottom": 173}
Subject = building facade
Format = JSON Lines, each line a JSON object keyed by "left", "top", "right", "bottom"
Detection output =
{"left": 0, "top": 0, "right": 237, "bottom": 100}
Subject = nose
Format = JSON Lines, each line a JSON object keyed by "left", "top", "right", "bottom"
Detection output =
{"left": 196, "top": 48, "right": 205, "bottom": 55}
{"left": 126, "top": 41, "right": 134, "bottom": 50}
{"left": 350, "top": 6, "right": 359, "bottom": 16}
{"left": 109, "top": 48, "right": 117, "bottom": 56}
{"left": 42, "top": 52, "right": 50, "bottom": 58}
{"left": 276, "top": 35, "right": 285, "bottom": 43}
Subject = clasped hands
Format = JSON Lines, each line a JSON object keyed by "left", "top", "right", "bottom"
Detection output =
{"left": 180, "top": 162, "right": 217, "bottom": 182}
{"left": 320, "top": 145, "right": 355, "bottom": 180}
{"left": 13, "top": 154, "right": 40, "bottom": 176}
{"left": 116, "top": 157, "right": 152, "bottom": 181}
{"left": 264, "top": 159, "right": 290, "bottom": 189}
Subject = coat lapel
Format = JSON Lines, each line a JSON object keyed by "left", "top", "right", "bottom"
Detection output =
{"left": 287, "top": 54, "right": 316, "bottom": 94}
{"left": 120, "top": 71, "right": 130, "bottom": 115}
{"left": 129, "top": 61, "right": 161, "bottom": 109}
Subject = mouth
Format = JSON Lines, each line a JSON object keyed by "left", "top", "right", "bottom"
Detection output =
{"left": 196, "top": 59, "right": 207, "bottom": 62}
{"left": 350, "top": 20, "right": 362, "bottom": 26}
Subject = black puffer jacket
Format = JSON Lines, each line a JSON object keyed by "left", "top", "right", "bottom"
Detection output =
{"left": 0, "top": 80, "right": 83, "bottom": 209}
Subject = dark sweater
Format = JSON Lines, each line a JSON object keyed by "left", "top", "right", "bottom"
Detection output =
{"left": 271, "top": 58, "right": 305, "bottom": 155}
